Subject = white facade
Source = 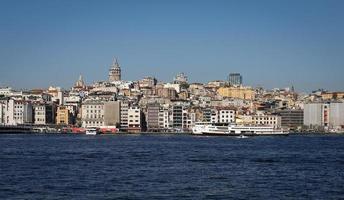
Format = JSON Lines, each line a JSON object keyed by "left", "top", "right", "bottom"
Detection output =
{"left": 64, "top": 95, "right": 81, "bottom": 116}
{"left": 4, "top": 99, "right": 33, "bottom": 125}
{"left": 128, "top": 107, "right": 141, "bottom": 129}
{"left": 0, "top": 87, "right": 14, "bottom": 96}
{"left": 186, "top": 112, "right": 196, "bottom": 130}
{"left": 304, "top": 103, "right": 329, "bottom": 127}
{"left": 158, "top": 109, "right": 170, "bottom": 129}
{"left": 91, "top": 86, "right": 118, "bottom": 93}
{"left": 120, "top": 101, "right": 129, "bottom": 129}
{"left": 34, "top": 105, "right": 47, "bottom": 125}
{"left": 329, "top": 103, "right": 344, "bottom": 128}
{"left": 57, "top": 91, "right": 64, "bottom": 105}
{"left": 164, "top": 83, "right": 181, "bottom": 93}
{"left": 219, "top": 110, "right": 235, "bottom": 123}
{"left": 34, "top": 104, "right": 55, "bottom": 125}
{"left": 81, "top": 100, "right": 105, "bottom": 128}
{"left": 211, "top": 109, "right": 236, "bottom": 123}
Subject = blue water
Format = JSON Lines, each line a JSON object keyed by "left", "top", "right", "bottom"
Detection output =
{"left": 0, "top": 134, "right": 344, "bottom": 199}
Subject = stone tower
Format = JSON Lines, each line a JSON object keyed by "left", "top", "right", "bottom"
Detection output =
{"left": 109, "top": 58, "right": 121, "bottom": 82}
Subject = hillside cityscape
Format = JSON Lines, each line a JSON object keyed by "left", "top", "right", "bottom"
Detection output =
{"left": 1, "top": 58, "right": 343, "bottom": 133}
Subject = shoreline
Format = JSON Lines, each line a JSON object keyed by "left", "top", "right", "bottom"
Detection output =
{"left": 1, "top": 131, "right": 344, "bottom": 136}
{"left": 1, "top": 125, "right": 343, "bottom": 135}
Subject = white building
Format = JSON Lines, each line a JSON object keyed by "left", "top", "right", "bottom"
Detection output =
{"left": 57, "top": 91, "right": 64, "bottom": 105}
{"left": 158, "top": 108, "right": 170, "bottom": 129}
{"left": 91, "top": 85, "right": 118, "bottom": 93}
{"left": 120, "top": 100, "right": 129, "bottom": 130}
{"left": 0, "top": 87, "right": 14, "bottom": 96}
{"left": 304, "top": 103, "right": 329, "bottom": 127}
{"left": 219, "top": 110, "right": 236, "bottom": 123}
{"left": 303, "top": 102, "right": 344, "bottom": 130}
{"left": 186, "top": 112, "right": 196, "bottom": 130}
{"left": 164, "top": 83, "right": 181, "bottom": 93}
{"left": 64, "top": 95, "right": 81, "bottom": 117}
{"left": 81, "top": 100, "right": 104, "bottom": 127}
{"left": 211, "top": 109, "right": 236, "bottom": 123}
{"left": 4, "top": 99, "right": 33, "bottom": 125}
{"left": 127, "top": 106, "right": 142, "bottom": 132}
{"left": 329, "top": 102, "right": 344, "bottom": 129}
{"left": 33, "top": 104, "right": 55, "bottom": 125}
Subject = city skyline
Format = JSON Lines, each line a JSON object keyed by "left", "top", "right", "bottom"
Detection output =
{"left": 1, "top": 0, "right": 343, "bottom": 92}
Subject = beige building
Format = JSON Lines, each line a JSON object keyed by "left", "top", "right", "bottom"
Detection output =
{"left": 104, "top": 101, "right": 121, "bottom": 126}
{"left": 156, "top": 86, "right": 177, "bottom": 100}
{"left": 236, "top": 114, "right": 281, "bottom": 128}
{"left": 56, "top": 106, "right": 72, "bottom": 125}
{"left": 34, "top": 104, "right": 55, "bottom": 125}
{"left": 236, "top": 115, "right": 253, "bottom": 125}
{"left": 81, "top": 100, "right": 105, "bottom": 128}
{"left": 251, "top": 115, "right": 281, "bottom": 128}
{"left": 217, "top": 86, "right": 255, "bottom": 100}
{"left": 321, "top": 92, "right": 344, "bottom": 100}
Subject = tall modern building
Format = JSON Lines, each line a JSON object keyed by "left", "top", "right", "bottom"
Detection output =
{"left": 329, "top": 102, "right": 344, "bottom": 128}
{"left": 304, "top": 103, "right": 329, "bottom": 128}
{"left": 146, "top": 103, "right": 160, "bottom": 131}
{"left": 108, "top": 58, "right": 121, "bottom": 82}
{"left": 304, "top": 102, "right": 344, "bottom": 129}
{"left": 275, "top": 109, "right": 304, "bottom": 129}
{"left": 104, "top": 101, "right": 121, "bottom": 126}
{"left": 120, "top": 100, "right": 129, "bottom": 131}
{"left": 228, "top": 73, "right": 243, "bottom": 86}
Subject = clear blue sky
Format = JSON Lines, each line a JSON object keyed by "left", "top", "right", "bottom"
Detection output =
{"left": 0, "top": 0, "right": 343, "bottom": 92}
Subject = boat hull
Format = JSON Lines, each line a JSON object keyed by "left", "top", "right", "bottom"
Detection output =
{"left": 200, "top": 132, "right": 289, "bottom": 136}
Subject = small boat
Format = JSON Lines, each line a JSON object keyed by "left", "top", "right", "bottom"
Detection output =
{"left": 237, "top": 134, "right": 249, "bottom": 139}
{"left": 85, "top": 127, "right": 99, "bottom": 135}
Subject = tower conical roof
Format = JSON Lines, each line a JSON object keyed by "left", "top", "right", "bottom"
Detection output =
{"left": 111, "top": 57, "right": 120, "bottom": 69}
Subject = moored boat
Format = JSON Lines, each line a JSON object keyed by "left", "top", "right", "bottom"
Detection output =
{"left": 192, "top": 122, "right": 212, "bottom": 135}
{"left": 192, "top": 123, "right": 288, "bottom": 136}
{"left": 85, "top": 127, "right": 99, "bottom": 135}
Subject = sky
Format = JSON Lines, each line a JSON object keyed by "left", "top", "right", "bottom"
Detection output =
{"left": 0, "top": 0, "right": 343, "bottom": 92}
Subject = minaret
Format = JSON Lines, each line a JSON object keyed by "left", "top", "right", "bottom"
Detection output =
{"left": 108, "top": 57, "right": 121, "bottom": 82}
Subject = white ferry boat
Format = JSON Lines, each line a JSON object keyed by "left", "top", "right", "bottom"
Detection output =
{"left": 85, "top": 127, "right": 99, "bottom": 135}
{"left": 192, "top": 122, "right": 212, "bottom": 135}
{"left": 192, "top": 123, "right": 288, "bottom": 136}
